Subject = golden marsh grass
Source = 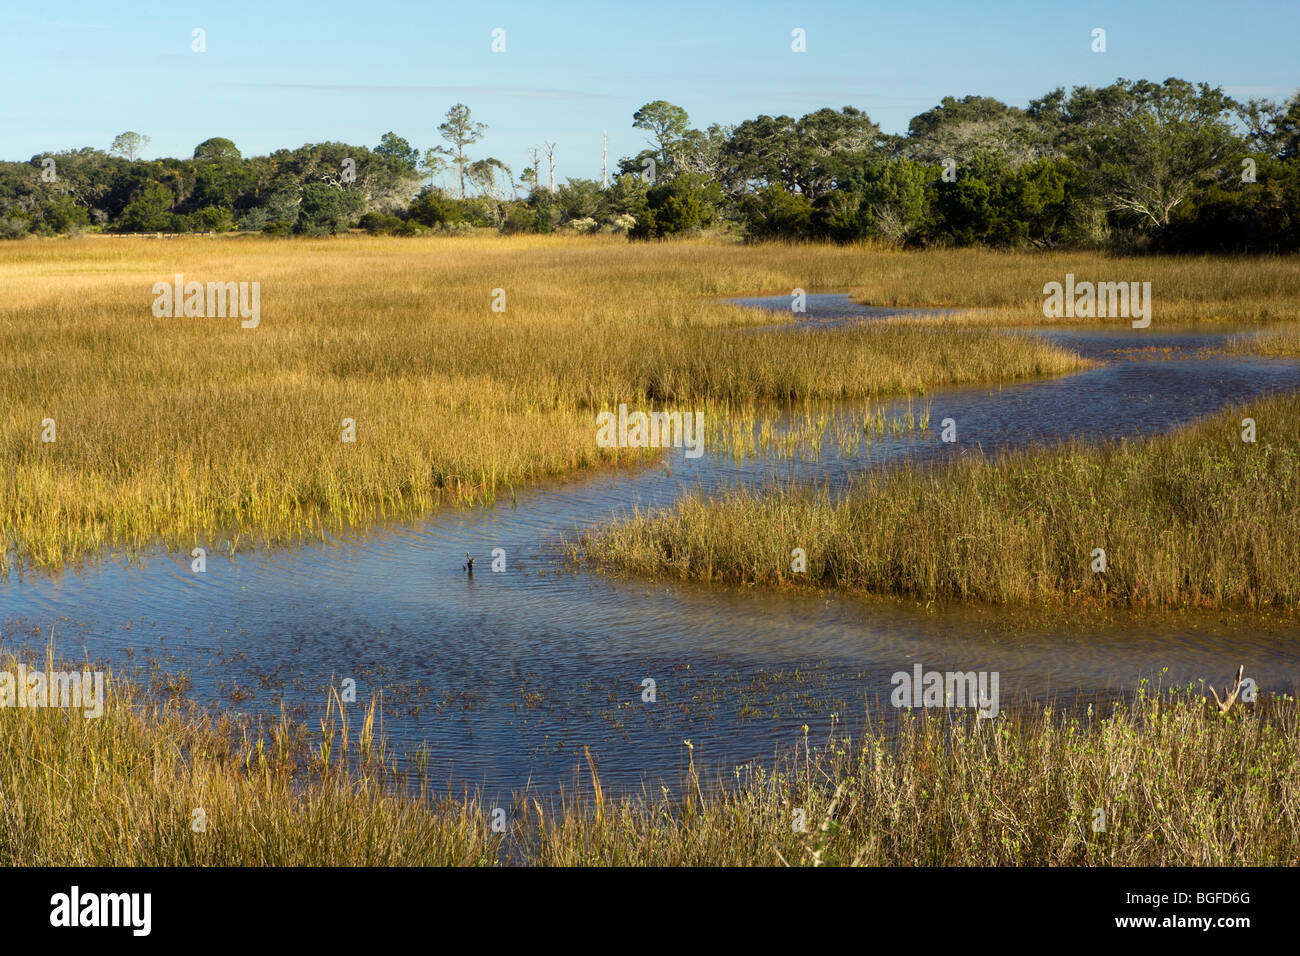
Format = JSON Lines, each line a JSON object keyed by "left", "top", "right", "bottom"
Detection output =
{"left": 2, "top": 235, "right": 1090, "bottom": 572}
{"left": 848, "top": 247, "right": 1300, "bottom": 326}
{"left": 5, "top": 236, "right": 1295, "bottom": 573}
{"left": 578, "top": 389, "right": 1300, "bottom": 613}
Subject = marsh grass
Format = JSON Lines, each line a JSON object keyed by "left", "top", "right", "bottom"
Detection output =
{"left": 578, "top": 388, "right": 1300, "bottom": 612}
{"left": 2, "top": 235, "right": 1090, "bottom": 572}
{"left": 1228, "top": 324, "right": 1300, "bottom": 356}
{"left": 0, "top": 648, "right": 502, "bottom": 865}
{"left": 703, "top": 396, "right": 932, "bottom": 463}
{"left": 2, "top": 649, "right": 1294, "bottom": 866}
{"left": 537, "top": 687, "right": 1300, "bottom": 867}
{"left": 848, "top": 247, "right": 1300, "bottom": 326}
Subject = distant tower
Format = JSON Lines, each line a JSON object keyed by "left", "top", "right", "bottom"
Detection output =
{"left": 602, "top": 130, "right": 608, "bottom": 188}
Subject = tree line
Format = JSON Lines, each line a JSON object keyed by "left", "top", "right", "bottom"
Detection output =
{"left": 2, "top": 78, "right": 1297, "bottom": 251}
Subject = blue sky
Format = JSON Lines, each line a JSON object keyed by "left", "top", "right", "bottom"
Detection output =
{"left": 3, "top": 0, "right": 1297, "bottom": 185}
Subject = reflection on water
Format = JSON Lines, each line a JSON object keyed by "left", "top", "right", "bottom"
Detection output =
{"left": 3, "top": 294, "right": 1299, "bottom": 799}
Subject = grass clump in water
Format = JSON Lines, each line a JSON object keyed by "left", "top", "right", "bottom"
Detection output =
{"left": 577, "top": 389, "right": 1300, "bottom": 613}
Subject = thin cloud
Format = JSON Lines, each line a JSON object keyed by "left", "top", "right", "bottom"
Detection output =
{"left": 226, "top": 82, "right": 616, "bottom": 101}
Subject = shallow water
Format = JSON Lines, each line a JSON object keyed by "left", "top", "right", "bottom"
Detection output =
{"left": 4, "top": 293, "right": 1299, "bottom": 799}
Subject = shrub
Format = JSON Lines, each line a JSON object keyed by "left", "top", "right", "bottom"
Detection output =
{"left": 0, "top": 215, "right": 30, "bottom": 239}
{"left": 499, "top": 202, "right": 537, "bottom": 235}
{"left": 296, "top": 183, "right": 364, "bottom": 235}
{"left": 358, "top": 211, "right": 404, "bottom": 235}
{"left": 407, "top": 187, "right": 463, "bottom": 227}
{"left": 117, "top": 182, "right": 175, "bottom": 232}
{"left": 629, "top": 173, "right": 722, "bottom": 239}
{"left": 741, "top": 184, "right": 813, "bottom": 240}
{"left": 42, "top": 195, "right": 91, "bottom": 234}
{"left": 190, "top": 205, "right": 235, "bottom": 233}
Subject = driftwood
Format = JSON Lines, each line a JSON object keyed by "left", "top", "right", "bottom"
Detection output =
{"left": 1209, "top": 665, "right": 1245, "bottom": 715}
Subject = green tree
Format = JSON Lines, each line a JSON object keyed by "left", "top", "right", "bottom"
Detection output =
{"left": 186, "top": 205, "right": 235, "bottom": 232}
{"left": 906, "top": 96, "right": 1043, "bottom": 168}
{"left": 110, "top": 131, "right": 150, "bottom": 162}
{"left": 466, "top": 157, "right": 513, "bottom": 199}
{"left": 296, "top": 183, "right": 364, "bottom": 234}
{"left": 375, "top": 132, "right": 419, "bottom": 171}
{"left": 723, "top": 114, "right": 799, "bottom": 192}
{"left": 604, "top": 172, "right": 650, "bottom": 216}
{"left": 241, "top": 187, "right": 300, "bottom": 232}
{"left": 420, "top": 148, "right": 449, "bottom": 187}
{"left": 1240, "top": 92, "right": 1300, "bottom": 161}
{"left": 1058, "top": 78, "right": 1241, "bottom": 229}
{"left": 437, "top": 104, "right": 487, "bottom": 198}
{"left": 629, "top": 173, "right": 722, "bottom": 239}
{"left": 41, "top": 193, "right": 91, "bottom": 233}
{"left": 554, "top": 177, "right": 604, "bottom": 222}
{"left": 118, "top": 181, "right": 174, "bottom": 231}
{"left": 677, "top": 123, "right": 734, "bottom": 181}
{"left": 632, "top": 100, "right": 691, "bottom": 172}
{"left": 857, "top": 158, "right": 936, "bottom": 244}
{"left": 740, "top": 184, "right": 813, "bottom": 240}
{"left": 408, "top": 186, "right": 463, "bottom": 227}
{"left": 193, "top": 138, "right": 241, "bottom": 162}
{"left": 724, "top": 107, "right": 880, "bottom": 200}
{"left": 997, "top": 157, "right": 1073, "bottom": 247}
{"left": 189, "top": 155, "right": 256, "bottom": 211}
